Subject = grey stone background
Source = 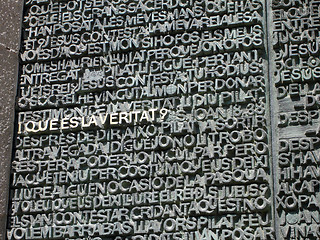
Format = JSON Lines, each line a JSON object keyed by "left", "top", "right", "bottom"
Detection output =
{"left": 0, "top": 1, "right": 23, "bottom": 239}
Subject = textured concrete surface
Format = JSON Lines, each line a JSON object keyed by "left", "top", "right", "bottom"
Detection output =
{"left": 0, "top": 1, "right": 23, "bottom": 239}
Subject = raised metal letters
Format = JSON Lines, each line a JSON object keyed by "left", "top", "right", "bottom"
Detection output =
{"left": 271, "top": 0, "right": 320, "bottom": 239}
{"left": 5, "top": 0, "right": 320, "bottom": 239}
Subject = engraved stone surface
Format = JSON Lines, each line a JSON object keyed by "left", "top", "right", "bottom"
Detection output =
{"left": 1, "top": 0, "right": 320, "bottom": 239}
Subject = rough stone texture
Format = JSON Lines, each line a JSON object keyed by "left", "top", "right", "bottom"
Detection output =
{"left": 0, "top": 1, "right": 23, "bottom": 240}
{"left": 0, "top": 1, "right": 22, "bottom": 51}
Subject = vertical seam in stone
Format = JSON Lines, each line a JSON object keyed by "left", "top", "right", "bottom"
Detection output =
{"left": 264, "top": 0, "right": 280, "bottom": 239}
{"left": 5, "top": 1, "right": 25, "bottom": 239}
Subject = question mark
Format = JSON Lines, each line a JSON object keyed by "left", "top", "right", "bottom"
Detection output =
{"left": 160, "top": 108, "right": 168, "bottom": 120}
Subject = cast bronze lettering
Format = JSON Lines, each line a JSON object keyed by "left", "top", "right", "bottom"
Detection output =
{"left": 4, "top": 0, "right": 319, "bottom": 239}
{"left": 271, "top": 0, "right": 320, "bottom": 239}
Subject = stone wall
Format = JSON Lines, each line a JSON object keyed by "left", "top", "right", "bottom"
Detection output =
{"left": 0, "top": 1, "right": 23, "bottom": 240}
